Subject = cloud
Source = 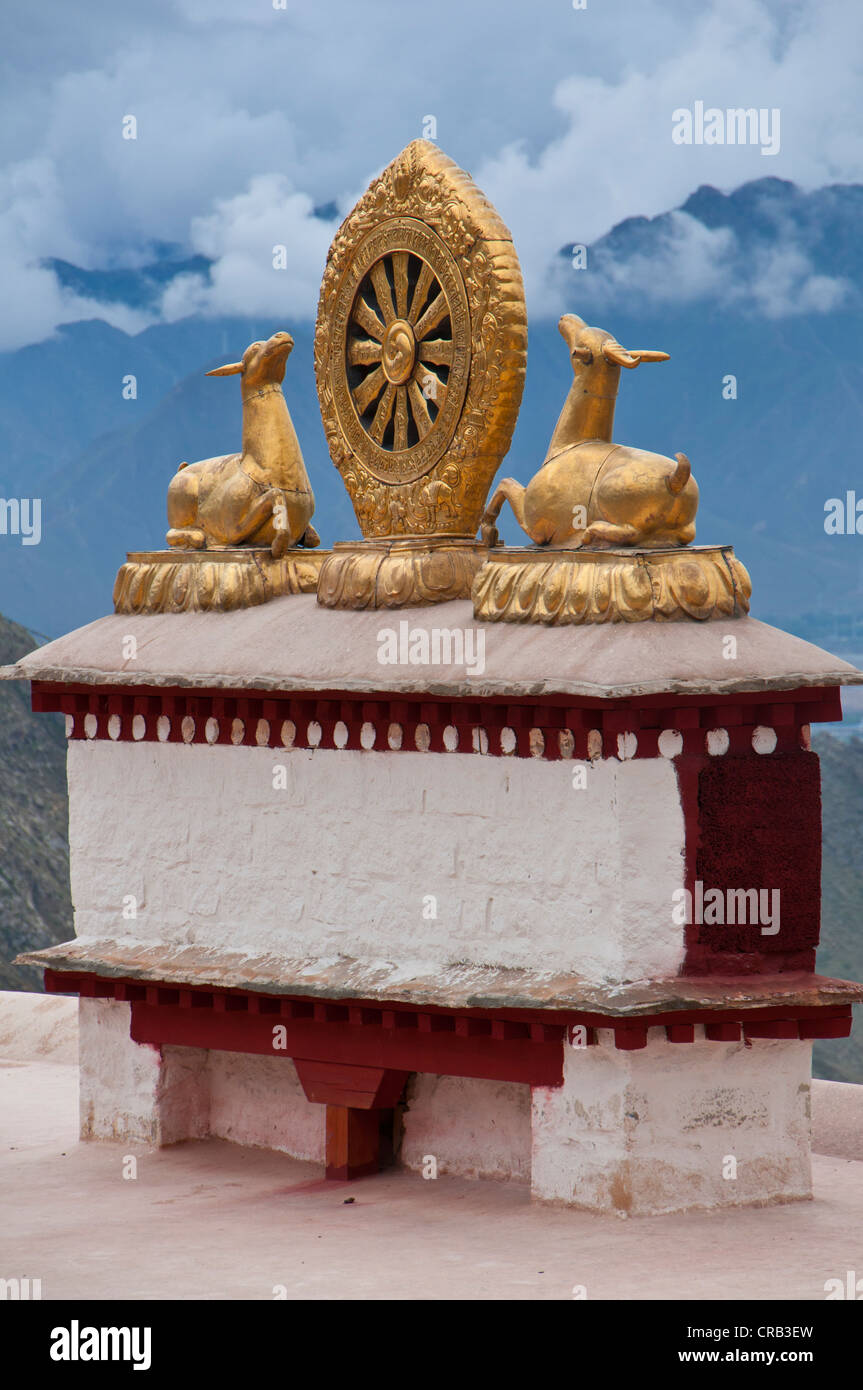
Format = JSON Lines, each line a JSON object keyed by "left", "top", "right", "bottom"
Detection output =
{"left": 559, "top": 210, "right": 851, "bottom": 319}
{"left": 743, "top": 245, "right": 849, "bottom": 318}
{"left": 474, "top": 0, "right": 863, "bottom": 314}
{"left": 0, "top": 157, "right": 152, "bottom": 350}
{"left": 0, "top": 0, "right": 861, "bottom": 348}
{"left": 159, "top": 175, "right": 338, "bottom": 322}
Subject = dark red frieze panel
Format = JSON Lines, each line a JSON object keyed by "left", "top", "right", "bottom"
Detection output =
{"left": 679, "top": 750, "right": 822, "bottom": 976}
{"left": 30, "top": 680, "right": 840, "bottom": 762}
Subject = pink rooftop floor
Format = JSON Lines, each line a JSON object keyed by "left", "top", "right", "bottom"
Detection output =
{"left": 2, "top": 992, "right": 862, "bottom": 1301}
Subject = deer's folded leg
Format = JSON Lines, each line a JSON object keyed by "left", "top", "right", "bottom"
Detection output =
{"left": 220, "top": 488, "right": 289, "bottom": 551}
{"left": 579, "top": 520, "right": 640, "bottom": 546}
{"left": 166, "top": 527, "right": 206, "bottom": 549}
{"left": 480, "top": 478, "right": 527, "bottom": 548}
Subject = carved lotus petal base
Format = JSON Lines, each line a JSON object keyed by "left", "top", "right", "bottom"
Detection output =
{"left": 472, "top": 545, "right": 752, "bottom": 625}
{"left": 316, "top": 536, "right": 490, "bottom": 610}
{"left": 113, "top": 547, "right": 328, "bottom": 615}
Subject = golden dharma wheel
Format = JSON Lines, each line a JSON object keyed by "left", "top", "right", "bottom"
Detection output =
{"left": 315, "top": 141, "right": 527, "bottom": 539}
{"left": 335, "top": 220, "right": 471, "bottom": 484}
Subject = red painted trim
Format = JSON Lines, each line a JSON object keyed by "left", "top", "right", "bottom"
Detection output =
{"left": 128, "top": 1001, "right": 565, "bottom": 1086}
{"left": 667, "top": 1024, "right": 696, "bottom": 1043}
{"left": 325, "top": 1106, "right": 382, "bottom": 1181}
{"left": 742, "top": 1019, "right": 803, "bottom": 1040}
{"left": 32, "top": 680, "right": 839, "bottom": 761}
{"left": 293, "top": 1059, "right": 409, "bottom": 1109}
{"left": 705, "top": 1022, "right": 742, "bottom": 1042}
{"left": 46, "top": 971, "right": 853, "bottom": 1082}
{"left": 678, "top": 746, "right": 823, "bottom": 976}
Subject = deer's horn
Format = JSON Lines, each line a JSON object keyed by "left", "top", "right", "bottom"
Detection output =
{"left": 666, "top": 452, "right": 691, "bottom": 496}
{"left": 205, "top": 361, "right": 244, "bottom": 376}
{"left": 602, "top": 342, "right": 639, "bottom": 368}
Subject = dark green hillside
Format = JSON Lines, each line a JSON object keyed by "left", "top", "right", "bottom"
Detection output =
{"left": 0, "top": 614, "right": 72, "bottom": 990}
{"left": 813, "top": 732, "right": 863, "bottom": 1082}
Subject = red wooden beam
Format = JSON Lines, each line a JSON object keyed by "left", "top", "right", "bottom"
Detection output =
{"left": 129, "top": 1002, "right": 565, "bottom": 1087}
{"left": 742, "top": 1020, "right": 800, "bottom": 1040}
{"left": 294, "top": 1060, "right": 408, "bottom": 1110}
{"left": 325, "top": 1107, "right": 381, "bottom": 1181}
{"left": 705, "top": 1022, "right": 742, "bottom": 1042}
{"left": 666, "top": 1024, "right": 696, "bottom": 1044}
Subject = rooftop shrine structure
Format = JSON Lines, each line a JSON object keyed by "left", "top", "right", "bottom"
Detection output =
{"left": 8, "top": 142, "right": 863, "bottom": 1215}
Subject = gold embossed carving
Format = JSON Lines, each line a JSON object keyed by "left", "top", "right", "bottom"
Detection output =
{"left": 330, "top": 219, "right": 471, "bottom": 485}
{"left": 315, "top": 140, "right": 527, "bottom": 541}
{"left": 113, "top": 547, "right": 327, "bottom": 615}
{"left": 472, "top": 546, "right": 752, "bottom": 625}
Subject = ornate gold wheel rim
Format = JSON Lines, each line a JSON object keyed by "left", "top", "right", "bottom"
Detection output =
{"left": 331, "top": 218, "right": 471, "bottom": 485}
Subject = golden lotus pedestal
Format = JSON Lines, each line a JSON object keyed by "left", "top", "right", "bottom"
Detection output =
{"left": 113, "top": 547, "right": 328, "bottom": 615}
{"left": 316, "top": 536, "right": 490, "bottom": 610}
{"left": 472, "top": 543, "right": 752, "bottom": 625}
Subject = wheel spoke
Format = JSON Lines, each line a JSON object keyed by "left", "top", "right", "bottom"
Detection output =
{"left": 352, "top": 366, "right": 386, "bottom": 415}
{"left": 408, "top": 262, "right": 436, "bottom": 325}
{"left": 407, "top": 378, "right": 434, "bottom": 440}
{"left": 351, "top": 254, "right": 453, "bottom": 451}
{"left": 393, "top": 386, "right": 409, "bottom": 451}
{"left": 414, "top": 291, "right": 449, "bottom": 342}
{"left": 370, "top": 262, "right": 396, "bottom": 326}
{"left": 392, "top": 252, "right": 409, "bottom": 318}
{"left": 415, "top": 363, "right": 446, "bottom": 409}
{"left": 348, "top": 338, "right": 383, "bottom": 366}
{"left": 352, "top": 296, "right": 385, "bottom": 341}
{"left": 369, "top": 383, "right": 396, "bottom": 443}
{"left": 417, "top": 338, "right": 452, "bottom": 366}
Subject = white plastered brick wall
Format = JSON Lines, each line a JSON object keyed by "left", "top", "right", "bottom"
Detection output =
{"left": 76, "top": 1002, "right": 815, "bottom": 1215}
{"left": 78, "top": 997, "right": 525, "bottom": 1180}
{"left": 71, "top": 742, "right": 725, "bottom": 1206}
{"left": 400, "top": 1075, "right": 532, "bottom": 1183}
{"left": 79, "top": 998, "right": 163, "bottom": 1145}
{"left": 67, "top": 740, "right": 687, "bottom": 983}
{"left": 78, "top": 999, "right": 324, "bottom": 1159}
{"left": 531, "top": 1031, "right": 813, "bottom": 1216}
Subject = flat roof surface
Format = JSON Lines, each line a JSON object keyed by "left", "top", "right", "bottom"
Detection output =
{"left": 3, "top": 596, "right": 861, "bottom": 700}
{"left": 21, "top": 937, "right": 863, "bottom": 1015}
{"left": 2, "top": 1035, "right": 862, "bottom": 1301}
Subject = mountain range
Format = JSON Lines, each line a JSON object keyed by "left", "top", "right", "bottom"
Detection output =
{"left": 1, "top": 176, "right": 862, "bottom": 646}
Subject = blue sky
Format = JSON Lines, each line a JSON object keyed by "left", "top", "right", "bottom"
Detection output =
{"left": 1, "top": 0, "right": 861, "bottom": 348}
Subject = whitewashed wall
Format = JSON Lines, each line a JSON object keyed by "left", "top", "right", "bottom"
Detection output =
{"left": 67, "top": 741, "right": 686, "bottom": 985}
{"left": 400, "top": 1074, "right": 531, "bottom": 1182}
{"left": 531, "top": 1031, "right": 812, "bottom": 1215}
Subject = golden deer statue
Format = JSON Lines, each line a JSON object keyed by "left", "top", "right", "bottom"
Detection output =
{"left": 166, "top": 331, "right": 318, "bottom": 556}
{"left": 480, "top": 314, "right": 698, "bottom": 549}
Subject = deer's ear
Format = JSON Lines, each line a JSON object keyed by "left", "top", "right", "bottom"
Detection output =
{"left": 630, "top": 350, "right": 670, "bottom": 364}
{"left": 602, "top": 342, "right": 639, "bottom": 368}
{"left": 205, "top": 362, "right": 244, "bottom": 376}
